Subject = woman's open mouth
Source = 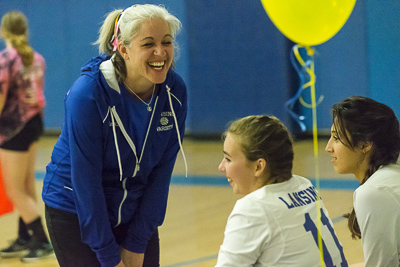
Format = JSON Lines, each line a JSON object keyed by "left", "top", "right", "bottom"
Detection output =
{"left": 149, "top": 61, "right": 165, "bottom": 70}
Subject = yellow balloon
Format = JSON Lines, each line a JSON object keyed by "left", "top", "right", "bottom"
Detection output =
{"left": 261, "top": 0, "right": 356, "bottom": 46}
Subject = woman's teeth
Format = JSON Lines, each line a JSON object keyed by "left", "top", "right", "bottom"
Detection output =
{"left": 149, "top": 62, "right": 164, "bottom": 70}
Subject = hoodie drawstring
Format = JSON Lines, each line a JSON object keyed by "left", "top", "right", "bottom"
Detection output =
{"left": 109, "top": 107, "right": 140, "bottom": 227}
{"left": 166, "top": 85, "right": 188, "bottom": 177}
{"left": 110, "top": 111, "right": 124, "bottom": 181}
{"left": 110, "top": 107, "right": 139, "bottom": 180}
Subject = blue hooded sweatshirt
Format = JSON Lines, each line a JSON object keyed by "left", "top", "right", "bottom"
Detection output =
{"left": 42, "top": 54, "right": 187, "bottom": 267}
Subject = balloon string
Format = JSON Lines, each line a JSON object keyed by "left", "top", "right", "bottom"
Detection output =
{"left": 287, "top": 44, "right": 324, "bottom": 266}
{"left": 285, "top": 45, "right": 324, "bottom": 131}
{"left": 308, "top": 52, "right": 324, "bottom": 267}
{"left": 285, "top": 46, "right": 307, "bottom": 131}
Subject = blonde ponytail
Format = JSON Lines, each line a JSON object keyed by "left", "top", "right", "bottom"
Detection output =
{"left": 8, "top": 34, "right": 33, "bottom": 66}
{"left": 1, "top": 11, "right": 34, "bottom": 67}
{"left": 94, "top": 9, "right": 122, "bottom": 55}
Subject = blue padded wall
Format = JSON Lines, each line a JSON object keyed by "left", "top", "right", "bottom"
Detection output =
{"left": 185, "top": 1, "right": 293, "bottom": 135}
{"left": 1, "top": 1, "right": 399, "bottom": 136}
{"left": 366, "top": 0, "right": 400, "bottom": 120}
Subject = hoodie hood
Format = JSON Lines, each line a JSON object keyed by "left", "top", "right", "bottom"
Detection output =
{"left": 80, "top": 54, "right": 123, "bottom": 107}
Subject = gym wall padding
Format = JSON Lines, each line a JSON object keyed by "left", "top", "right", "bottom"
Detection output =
{"left": 185, "top": 1, "right": 293, "bottom": 135}
{"left": 1, "top": 0, "right": 399, "bottom": 136}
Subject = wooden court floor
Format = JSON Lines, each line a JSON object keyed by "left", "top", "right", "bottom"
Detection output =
{"left": 0, "top": 136, "right": 364, "bottom": 266}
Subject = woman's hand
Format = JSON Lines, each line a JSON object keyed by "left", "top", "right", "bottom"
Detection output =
{"left": 120, "top": 247, "right": 144, "bottom": 267}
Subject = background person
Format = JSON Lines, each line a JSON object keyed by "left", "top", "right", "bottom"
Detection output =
{"left": 0, "top": 10, "right": 53, "bottom": 262}
{"left": 216, "top": 115, "right": 347, "bottom": 266}
{"left": 325, "top": 96, "right": 400, "bottom": 266}
{"left": 42, "top": 4, "right": 187, "bottom": 267}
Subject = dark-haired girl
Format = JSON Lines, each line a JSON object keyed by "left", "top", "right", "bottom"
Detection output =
{"left": 326, "top": 96, "right": 400, "bottom": 266}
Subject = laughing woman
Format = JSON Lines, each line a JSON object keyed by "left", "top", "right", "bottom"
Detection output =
{"left": 325, "top": 96, "right": 400, "bottom": 267}
{"left": 42, "top": 4, "right": 187, "bottom": 267}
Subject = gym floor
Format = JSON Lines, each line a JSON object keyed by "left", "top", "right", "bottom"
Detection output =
{"left": 0, "top": 136, "right": 364, "bottom": 266}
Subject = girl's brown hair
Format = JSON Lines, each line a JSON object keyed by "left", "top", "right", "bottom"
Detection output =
{"left": 331, "top": 96, "right": 400, "bottom": 239}
{"left": 223, "top": 115, "right": 294, "bottom": 184}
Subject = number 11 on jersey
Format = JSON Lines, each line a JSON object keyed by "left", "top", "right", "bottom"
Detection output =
{"left": 304, "top": 209, "right": 348, "bottom": 267}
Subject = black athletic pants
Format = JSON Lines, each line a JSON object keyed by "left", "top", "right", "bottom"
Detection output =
{"left": 45, "top": 205, "right": 159, "bottom": 267}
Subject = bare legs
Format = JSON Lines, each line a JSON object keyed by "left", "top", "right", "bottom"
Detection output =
{"left": 0, "top": 142, "right": 40, "bottom": 224}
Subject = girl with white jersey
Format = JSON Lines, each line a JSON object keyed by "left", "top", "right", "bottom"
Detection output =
{"left": 216, "top": 115, "right": 347, "bottom": 266}
{"left": 326, "top": 96, "right": 400, "bottom": 267}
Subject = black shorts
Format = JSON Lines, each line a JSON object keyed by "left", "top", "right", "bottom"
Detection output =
{"left": 0, "top": 113, "right": 44, "bottom": 152}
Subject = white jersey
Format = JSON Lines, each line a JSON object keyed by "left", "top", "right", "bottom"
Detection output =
{"left": 354, "top": 164, "right": 400, "bottom": 267}
{"left": 216, "top": 175, "right": 347, "bottom": 267}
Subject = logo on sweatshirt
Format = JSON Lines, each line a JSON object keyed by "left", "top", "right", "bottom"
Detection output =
{"left": 160, "top": 117, "right": 169, "bottom": 126}
{"left": 157, "top": 111, "right": 174, "bottom": 132}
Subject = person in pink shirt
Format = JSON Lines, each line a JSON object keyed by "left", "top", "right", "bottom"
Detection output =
{"left": 0, "top": 11, "right": 53, "bottom": 262}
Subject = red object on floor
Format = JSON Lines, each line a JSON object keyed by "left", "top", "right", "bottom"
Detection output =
{"left": 0, "top": 163, "right": 13, "bottom": 216}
